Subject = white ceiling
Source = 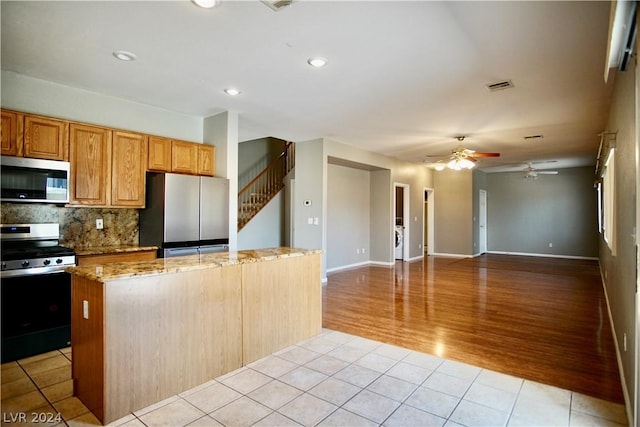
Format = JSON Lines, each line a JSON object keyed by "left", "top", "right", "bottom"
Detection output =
{"left": 1, "top": 1, "right": 615, "bottom": 172}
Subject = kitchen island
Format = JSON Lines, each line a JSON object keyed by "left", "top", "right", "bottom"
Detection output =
{"left": 67, "top": 247, "right": 322, "bottom": 425}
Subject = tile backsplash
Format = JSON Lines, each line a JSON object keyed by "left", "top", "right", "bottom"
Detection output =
{"left": 1, "top": 203, "right": 138, "bottom": 248}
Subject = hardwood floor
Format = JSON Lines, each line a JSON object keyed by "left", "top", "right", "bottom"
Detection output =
{"left": 322, "top": 254, "right": 624, "bottom": 404}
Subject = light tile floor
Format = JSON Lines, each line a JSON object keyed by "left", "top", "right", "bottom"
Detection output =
{"left": 1, "top": 329, "right": 628, "bottom": 427}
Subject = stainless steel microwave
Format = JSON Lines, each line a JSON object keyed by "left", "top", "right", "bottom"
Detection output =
{"left": 1, "top": 156, "right": 70, "bottom": 204}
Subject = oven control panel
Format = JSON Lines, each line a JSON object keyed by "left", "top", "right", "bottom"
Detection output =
{"left": 0, "top": 255, "right": 76, "bottom": 278}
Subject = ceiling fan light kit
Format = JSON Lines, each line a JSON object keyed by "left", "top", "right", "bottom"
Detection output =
{"left": 427, "top": 136, "right": 500, "bottom": 171}
{"left": 522, "top": 162, "right": 558, "bottom": 180}
{"left": 192, "top": 0, "right": 221, "bottom": 8}
{"left": 447, "top": 157, "right": 475, "bottom": 170}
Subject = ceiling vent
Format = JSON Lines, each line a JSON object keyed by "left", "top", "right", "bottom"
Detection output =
{"left": 261, "top": 0, "right": 293, "bottom": 11}
{"left": 486, "top": 80, "right": 514, "bottom": 92}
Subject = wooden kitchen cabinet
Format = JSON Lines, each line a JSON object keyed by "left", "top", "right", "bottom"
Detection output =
{"left": 24, "top": 114, "right": 69, "bottom": 161}
{"left": 112, "top": 131, "right": 147, "bottom": 207}
{"left": 76, "top": 250, "right": 157, "bottom": 266}
{"left": 69, "top": 123, "right": 112, "bottom": 206}
{"left": 171, "top": 140, "right": 198, "bottom": 174}
{"left": 197, "top": 144, "right": 215, "bottom": 176}
{"left": 151, "top": 138, "right": 215, "bottom": 176}
{"left": 1, "top": 110, "right": 23, "bottom": 156}
{"left": 147, "top": 135, "right": 171, "bottom": 172}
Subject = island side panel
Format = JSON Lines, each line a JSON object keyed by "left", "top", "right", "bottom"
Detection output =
{"left": 71, "top": 275, "right": 106, "bottom": 423}
{"left": 102, "top": 266, "right": 243, "bottom": 424}
{"left": 242, "top": 253, "right": 322, "bottom": 364}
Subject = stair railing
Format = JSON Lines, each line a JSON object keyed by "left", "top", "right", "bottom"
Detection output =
{"left": 238, "top": 141, "right": 295, "bottom": 230}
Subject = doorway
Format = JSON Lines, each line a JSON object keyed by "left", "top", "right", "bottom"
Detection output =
{"left": 424, "top": 188, "right": 434, "bottom": 255}
{"left": 479, "top": 189, "right": 487, "bottom": 254}
{"left": 394, "top": 183, "right": 409, "bottom": 261}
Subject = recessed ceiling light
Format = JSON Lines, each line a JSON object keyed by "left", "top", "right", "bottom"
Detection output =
{"left": 192, "top": 0, "right": 220, "bottom": 8}
{"left": 224, "top": 88, "right": 241, "bottom": 96}
{"left": 307, "top": 57, "right": 328, "bottom": 68}
{"left": 112, "top": 51, "right": 137, "bottom": 61}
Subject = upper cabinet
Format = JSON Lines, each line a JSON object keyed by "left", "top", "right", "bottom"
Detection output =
{"left": 198, "top": 145, "right": 215, "bottom": 176}
{"left": 24, "top": 115, "right": 69, "bottom": 161}
{"left": 147, "top": 136, "right": 171, "bottom": 172}
{"left": 70, "top": 125, "right": 147, "bottom": 208}
{"left": 69, "top": 124, "right": 112, "bottom": 206}
{"left": 2, "top": 109, "right": 216, "bottom": 209}
{"left": 1, "top": 110, "right": 23, "bottom": 156}
{"left": 171, "top": 140, "right": 198, "bottom": 175}
{"left": 1, "top": 110, "right": 69, "bottom": 161}
{"left": 150, "top": 138, "right": 216, "bottom": 176}
{"left": 112, "top": 131, "right": 147, "bottom": 207}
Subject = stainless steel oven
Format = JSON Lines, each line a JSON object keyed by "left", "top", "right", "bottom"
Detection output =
{"left": 1, "top": 224, "right": 76, "bottom": 363}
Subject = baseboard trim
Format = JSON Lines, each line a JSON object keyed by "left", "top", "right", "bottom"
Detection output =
{"left": 430, "top": 252, "right": 471, "bottom": 258}
{"left": 326, "top": 261, "right": 370, "bottom": 274}
{"left": 599, "top": 264, "right": 633, "bottom": 426}
{"left": 487, "top": 250, "right": 598, "bottom": 261}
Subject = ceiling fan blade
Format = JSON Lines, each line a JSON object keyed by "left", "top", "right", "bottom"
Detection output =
{"left": 469, "top": 152, "right": 500, "bottom": 158}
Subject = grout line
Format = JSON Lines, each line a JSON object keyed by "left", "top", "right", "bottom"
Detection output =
{"left": 4, "top": 332, "right": 628, "bottom": 427}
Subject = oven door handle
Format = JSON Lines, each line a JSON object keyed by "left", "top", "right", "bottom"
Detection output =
{"left": 0, "top": 264, "right": 75, "bottom": 279}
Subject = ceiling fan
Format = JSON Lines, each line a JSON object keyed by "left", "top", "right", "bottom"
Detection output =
{"left": 523, "top": 162, "right": 559, "bottom": 180}
{"left": 426, "top": 136, "right": 500, "bottom": 171}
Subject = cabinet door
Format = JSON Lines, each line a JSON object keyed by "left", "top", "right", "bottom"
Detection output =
{"left": 112, "top": 131, "right": 147, "bottom": 207}
{"left": 1, "top": 110, "right": 23, "bottom": 156}
{"left": 171, "top": 140, "right": 198, "bottom": 175}
{"left": 197, "top": 144, "right": 215, "bottom": 176}
{"left": 147, "top": 135, "right": 171, "bottom": 172}
{"left": 24, "top": 115, "right": 69, "bottom": 161}
{"left": 69, "top": 124, "right": 112, "bottom": 205}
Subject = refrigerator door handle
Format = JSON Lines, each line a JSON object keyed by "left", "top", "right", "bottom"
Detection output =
{"left": 163, "top": 247, "right": 199, "bottom": 258}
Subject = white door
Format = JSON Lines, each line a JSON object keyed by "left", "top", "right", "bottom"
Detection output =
{"left": 479, "top": 190, "right": 487, "bottom": 254}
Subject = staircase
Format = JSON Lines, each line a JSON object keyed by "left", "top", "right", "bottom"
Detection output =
{"left": 238, "top": 141, "right": 295, "bottom": 231}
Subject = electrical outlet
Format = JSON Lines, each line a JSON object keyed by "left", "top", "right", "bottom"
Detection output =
{"left": 356, "top": 248, "right": 360, "bottom": 254}
{"left": 96, "top": 218, "right": 104, "bottom": 230}
{"left": 83, "top": 300, "right": 89, "bottom": 319}
{"left": 623, "top": 333, "right": 627, "bottom": 351}
{"left": 362, "top": 248, "right": 366, "bottom": 254}
{"left": 548, "top": 242, "right": 553, "bottom": 248}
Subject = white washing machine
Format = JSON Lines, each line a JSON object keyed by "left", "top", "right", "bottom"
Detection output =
{"left": 395, "top": 225, "right": 404, "bottom": 260}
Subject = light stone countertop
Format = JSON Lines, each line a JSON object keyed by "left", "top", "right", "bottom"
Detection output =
{"left": 66, "top": 247, "right": 322, "bottom": 282}
{"left": 69, "top": 245, "right": 159, "bottom": 256}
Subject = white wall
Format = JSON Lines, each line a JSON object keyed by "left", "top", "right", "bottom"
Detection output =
{"left": 237, "top": 192, "right": 284, "bottom": 250}
{"left": 433, "top": 169, "right": 473, "bottom": 256}
{"left": 487, "top": 167, "right": 598, "bottom": 258}
{"left": 327, "top": 164, "right": 371, "bottom": 270}
{"left": 293, "top": 137, "right": 433, "bottom": 279}
{"left": 1, "top": 71, "right": 203, "bottom": 141}
{"left": 599, "top": 58, "right": 638, "bottom": 420}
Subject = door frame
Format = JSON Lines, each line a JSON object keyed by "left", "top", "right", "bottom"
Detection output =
{"left": 479, "top": 189, "right": 488, "bottom": 254}
{"left": 424, "top": 188, "right": 434, "bottom": 255}
{"left": 394, "top": 183, "right": 410, "bottom": 261}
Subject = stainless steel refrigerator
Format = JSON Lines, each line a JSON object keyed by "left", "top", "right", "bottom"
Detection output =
{"left": 139, "top": 172, "right": 229, "bottom": 257}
